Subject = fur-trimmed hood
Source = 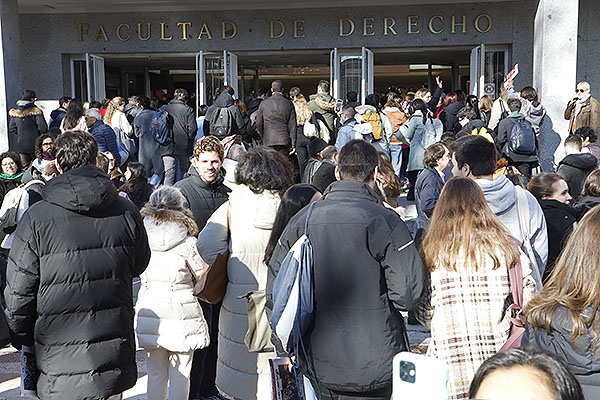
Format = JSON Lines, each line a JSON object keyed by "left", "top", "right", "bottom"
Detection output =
{"left": 141, "top": 207, "right": 198, "bottom": 251}
{"left": 9, "top": 101, "right": 43, "bottom": 118}
{"left": 310, "top": 93, "right": 336, "bottom": 111}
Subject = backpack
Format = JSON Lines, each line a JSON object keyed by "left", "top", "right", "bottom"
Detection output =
{"left": 270, "top": 201, "right": 319, "bottom": 399}
{"left": 362, "top": 109, "right": 383, "bottom": 140}
{"left": 209, "top": 106, "right": 233, "bottom": 138}
{"left": 471, "top": 126, "right": 495, "bottom": 144}
{"left": 420, "top": 117, "right": 443, "bottom": 150}
{"left": 505, "top": 119, "right": 537, "bottom": 156}
{"left": 0, "top": 180, "right": 44, "bottom": 232}
{"left": 150, "top": 105, "right": 173, "bottom": 145}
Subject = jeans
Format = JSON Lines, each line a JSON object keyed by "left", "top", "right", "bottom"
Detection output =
{"left": 389, "top": 143, "right": 403, "bottom": 178}
{"left": 162, "top": 155, "right": 190, "bottom": 185}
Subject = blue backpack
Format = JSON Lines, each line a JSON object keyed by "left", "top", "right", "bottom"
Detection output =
{"left": 270, "top": 201, "right": 319, "bottom": 399}
{"left": 151, "top": 105, "right": 173, "bottom": 145}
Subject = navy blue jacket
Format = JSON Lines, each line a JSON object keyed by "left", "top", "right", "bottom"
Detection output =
{"left": 414, "top": 167, "right": 445, "bottom": 243}
{"left": 89, "top": 120, "right": 121, "bottom": 165}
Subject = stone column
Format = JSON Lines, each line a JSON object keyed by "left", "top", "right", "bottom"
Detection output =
{"left": 533, "top": 0, "right": 579, "bottom": 170}
{"left": 0, "top": 0, "right": 22, "bottom": 153}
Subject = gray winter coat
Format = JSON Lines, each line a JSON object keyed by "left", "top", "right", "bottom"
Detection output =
{"left": 133, "top": 108, "right": 164, "bottom": 177}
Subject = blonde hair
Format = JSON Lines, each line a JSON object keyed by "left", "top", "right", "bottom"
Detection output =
{"left": 104, "top": 96, "right": 125, "bottom": 126}
{"left": 479, "top": 95, "right": 493, "bottom": 113}
{"left": 293, "top": 94, "right": 313, "bottom": 126}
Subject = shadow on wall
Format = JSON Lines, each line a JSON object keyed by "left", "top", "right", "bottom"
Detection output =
{"left": 538, "top": 114, "right": 562, "bottom": 172}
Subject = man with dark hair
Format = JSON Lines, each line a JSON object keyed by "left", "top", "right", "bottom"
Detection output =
{"left": 175, "top": 136, "right": 230, "bottom": 400}
{"left": 256, "top": 80, "right": 297, "bottom": 155}
{"left": 574, "top": 125, "right": 600, "bottom": 163}
{"left": 312, "top": 145, "right": 338, "bottom": 192}
{"left": 4, "top": 130, "right": 150, "bottom": 400}
{"left": 247, "top": 87, "right": 268, "bottom": 116}
{"left": 267, "top": 139, "right": 425, "bottom": 400}
{"left": 345, "top": 90, "right": 359, "bottom": 108}
{"left": 8, "top": 89, "right": 47, "bottom": 168}
{"left": 133, "top": 97, "right": 164, "bottom": 185}
{"left": 161, "top": 88, "right": 197, "bottom": 185}
{"left": 334, "top": 105, "right": 358, "bottom": 150}
{"left": 456, "top": 106, "right": 486, "bottom": 137}
{"left": 557, "top": 134, "right": 598, "bottom": 201}
{"left": 309, "top": 79, "right": 337, "bottom": 140}
{"left": 48, "top": 96, "right": 71, "bottom": 130}
{"left": 123, "top": 95, "right": 142, "bottom": 124}
{"left": 204, "top": 85, "right": 244, "bottom": 141}
{"left": 452, "top": 135, "right": 547, "bottom": 287}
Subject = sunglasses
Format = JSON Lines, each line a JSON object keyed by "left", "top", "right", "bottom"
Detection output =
{"left": 577, "top": 89, "right": 588, "bottom": 93}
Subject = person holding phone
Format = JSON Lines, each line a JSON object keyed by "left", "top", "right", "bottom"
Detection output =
{"left": 564, "top": 81, "right": 600, "bottom": 135}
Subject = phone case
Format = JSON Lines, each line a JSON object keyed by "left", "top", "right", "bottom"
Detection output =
{"left": 392, "top": 352, "right": 448, "bottom": 400}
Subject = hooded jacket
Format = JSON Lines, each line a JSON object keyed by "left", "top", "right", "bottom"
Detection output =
{"left": 3, "top": 164, "right": 150, "bottom": 400}
{"left": 476, "top": 175, "right": 548, "bottom": 288}
{"left": 48, "top": 107, "right": 67, "bottom": 130}
{"left": 496, "top": 112, "right": 539, "bottom": 163}
{"left": 8, "top": 100, "right": 48, "bottom": 154}
{"left": 308, "top": 92, "right": 337, "bottom": 135}
{"left": 204, "top": 92, "right": 244, "bottom": 139}
{"left": 161, "top": 99, "right": 197, "bottom": 157}
{"left": 573, "top": 195, "right": 600, "bottom": 216}
{"left": 266, "top": 180, "right": 425, "bottom": 394}
{"left": 558, "top": 153, "right": 598, "bottom": 201}
{"left": 439, "top": 101, "right": 464, "bottom": 133}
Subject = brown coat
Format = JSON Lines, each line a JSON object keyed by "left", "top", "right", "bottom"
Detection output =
{"left": 256, "top": 92, "right": 297, "bottom": 148}
{"left": 383, "top": 107, "right": 408, "bottom": 143}
{"left": 564, "top": 96, "right": 600, "bottom": 134}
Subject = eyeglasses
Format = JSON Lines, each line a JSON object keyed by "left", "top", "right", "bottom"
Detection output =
{"left": 577, "top": 88, "right": 588, "bottom": 93}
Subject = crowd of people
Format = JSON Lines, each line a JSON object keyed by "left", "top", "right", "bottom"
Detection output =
{"left": 1, "top": 75, "right": 600, "bottom": 400}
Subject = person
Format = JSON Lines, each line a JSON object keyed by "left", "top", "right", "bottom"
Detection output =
{"left": 403, "top": 98, "right": 432, "bottom": 201}
{"left": 98, "top": 150, "right": 125, "bottom": 189}
{"left": 263, "top": 184, "right": 322, "bottom": 266}
{"left": 194, "top": 104, "right": 209, "bottom": 144}
{"left": 133, "top": 96, "right": 164, "bottom": 186}
{"left": 119, "top": 162, "right": 153, "bottom": 210}
{"left": 373, "top": 152, "right": 403, "bottom": 214}
{"left": 135, "top": 186, "right": 210, "bottom": 400}
{"left": 246, "top": 87, "right": 267, "bottom": 117}
{"left": 85, "top": 108, "right": 121, "bottom": 165}
{"left": 235, "top": 99, "right": 257, "bottom": 143}
{"left": 334, "top": 105, "right": 358, "bottom": 150}
{"left": 487, "top": 81, "right": 511, "bottom": 132}
{"left": 174, "top": 135, "right": 230, "bottom": 400}
{"left": 455, "top": 106, "right": 486, "bottom": 137}
{"left": 574, "top": 125, "right": 600, "bottom": 163}
{"left": 522, "top": 205, "right": 600, "bottom": 399}
{"left": 4, "top": 130, "right": 150, "bottom": 400}
{"left": 451, "top": 135, "right": 548, "bottom": 288}
{"left": 479, "top": 94, "right": 493, "bottom": 123}
{"left": 104, "top": 96, "right": 134, "bottom": 139}
{"left": 0, "top": 152, "right": 24, "bottom": 204}
{"left": 22, "top": 134, "right": 54, "bottom": 182}
{"left": 382, "top": 94, "right": 409, "bottom": 179}
{"left": 60, "top": 98, "right": 88, "bottom": 133}
{"left": 345, "top": 90, "right": 359, "bottom": 108}
{"left": 123, "top": 95, "right": 142, "bottom": 124}
{"left": 557, "top": 134, "right": 598, "bottom": 201}
{"left": 48, "top": 96, "right": 70, "bottom": 129}
{"left": 308, "top": 80, "right": 337, "bottom": 140}
{"left": 161, "top": 88, "right": 197, "bottom": 185}
{"left": 204, "top": 86, "right": 244, "bottom": 139}
{"left": 312, "top": 145, "right": 338, "bottom": 193}
{"left": 574, "top": 169, "right": 600, "bottom": 216}
{"left": 302, "top": 138, "right": 327, "bottom": 185}
{"left": 256, "top": 79, "right": 297, "bottom": 156}
{"left": 354, "top": 94, "right": 394, "bottom": 154}
{"left": 465, "top": 94, "right": 485, "bottom": 122}
{"left": 527, "top": 173, "right": 579, "bottom": 281}
{"left": 414, "top": 142, "right": 449, "bottom": 244}
{"left": 196, "top": 146, "right": 293, "bottom": 400}
{"left": 506, "top": 81, "right": 546, "bottom": 133}
{"left": 565, "top": 81, "right": 600, "bottom": 134}
{"left": 438, "top": 92, "right": 464, "bottom": 133}
{"left": 469, "top": 348, "right": 585, "bottom": 400}
{"left": 414, "top": 76, "right": 443, "bottom": 112}
{"left": 293, "top": 93, "right": 315, "bottom": 176}
{"left": 8, "top": 89, "right": 48, "bottom": 168}
{"left": 417, "top": 177, "right": 535, "bottom": 400}
{"left": 495, "top": 98, "right": 539, "bottom": 178}
{"left": 266, "top": 139, "right": 424, "bottom": 400}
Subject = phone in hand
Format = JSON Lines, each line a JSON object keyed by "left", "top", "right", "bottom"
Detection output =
{"left": 392, "top": 352, "right": 448, "bottom": 400}
{"left": 335, "top": 99, "right": 344, "bottom": 113}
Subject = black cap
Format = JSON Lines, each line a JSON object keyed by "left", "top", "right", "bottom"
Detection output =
{"left": 308, "top": 138, "right": 327, "bottom": 156}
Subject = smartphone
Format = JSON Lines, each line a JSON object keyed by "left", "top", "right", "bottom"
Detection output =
{"left": 335, "top": 99, "right": 344, "bottom": 113}
{"left": 392, "top": 352, "right": 448, "bottom": 400}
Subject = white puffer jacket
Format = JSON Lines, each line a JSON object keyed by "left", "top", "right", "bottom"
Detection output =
{"left": 135, "top": 208, "right": 210, "bottom": 352}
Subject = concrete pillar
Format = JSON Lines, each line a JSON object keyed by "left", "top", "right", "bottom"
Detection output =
{"left": 533, "top": 0, "right": 579, "bottom": 170}
{"left": 0, "top": 0, "right": 22, "bottom": 152}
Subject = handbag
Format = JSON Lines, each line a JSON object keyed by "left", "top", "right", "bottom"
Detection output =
{"left": 196, "top": 202, "right": 231, "bottom": 304}
{"left": 500, "top": 238, "right": 526, "bottom": 351}
{"left": 241, "top": 289, "right": 274, "bottom": 353}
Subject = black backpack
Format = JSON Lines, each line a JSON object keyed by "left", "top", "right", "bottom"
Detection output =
{"left": 209, "top": 106, "right": 233, "bottom": 138}
{"left": 150, "top": 105, "right": 173, "bottom": 145}
{"left": 505, "top": 119, "right": 537, "bottom": 156}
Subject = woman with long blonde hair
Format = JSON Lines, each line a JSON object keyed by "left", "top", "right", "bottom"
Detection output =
{"left": 104, "top": 96, "right": 133, "bottom": 137}
{"left": 523, "top": 205, "right": 600, "bottom": 398}
{"left": 417, "top": 177, "right": 535, "bottom": 400}
{"left": 293, "top": 93, "right": 315, "bottom": 175}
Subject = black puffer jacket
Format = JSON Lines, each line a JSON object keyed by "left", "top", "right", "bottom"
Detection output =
{"left": 160, "top": 99, "right": 197, "bottom": 157}
{"left": 557, "top": 153, "right": 598, "bottom": 201}
{"left": 204, "top": 92, "right": 244, "bottom": 139}
{"left": 8, "top": 101, "right": 48, "bottom": 154}
{"left": 3, "top": 164, "right": 150, "bottom": 400}
{"left": 266, "top": 180, "right": 425, "bottom": 393}
{"left": 174, "top": 165, "right": 231, "bottom": 229}
{"left": 523, "top": 307, "right": 600, "bottom": 399}
{"left": 574, "top": 195, "right": 600, "bottom": 216}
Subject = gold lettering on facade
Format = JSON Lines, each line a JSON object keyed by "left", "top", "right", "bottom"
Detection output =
{"left": 270, "top": 20, "right": 285, "bottom": 38}
{"left": 222, "top": 21, "right": 237, "bottom": 39}
{"left": 160, "top": 22, "right": 172, "bottom": 40}
{"left": 451, "top": 15, "right": 466, "bottom": 33}
{"left": 383, "top": 17, "right": 397, "bottom": 36}
{"left": 78, "top": 23, "right": 89, "bottom": 41}
{"left": 95, "top": 24, "right": 109, "bottom": 41}
{"left": 177, "top": 22, "right": 191, "bottom": 40}
{"left": 293, "top": 20, "right": 305, "bottom": 38}
{"left": 116, "top": 23, "right": 130, "bottom": 41}
{"left": 363, "top": 18, "right": 375, "bottom": 36}
{"left": 475, "top": 14, "right": 493, "bottom": 33}
{"left": 198, "top": 23, "right": 213, "bottom": 39}
{"left": 339, "top": 18, "right": 355, "bottom": 37}
{"left": 407, "top": 16, "right": 419, "bottom": 34}
{"left": 137, "top": 22, "right": 151, "bottom": 41}
{"left": 428, "top": 16, "right": 444, "bottom": 34}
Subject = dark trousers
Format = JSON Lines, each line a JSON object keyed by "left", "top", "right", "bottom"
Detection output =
{"left": 188, "top": 300, "right": 221, "bottom": 399}
{"left": 406, "top": 169, "right": 421, "bottom": 201}
{"left": 296, "top": 133, "right": 311, "bottom": 178}
{"left": 513, "top": 161, "right": 538, "bottom": 179}
{"left": 320, "top": 385, "right": 392, "bottom": 400}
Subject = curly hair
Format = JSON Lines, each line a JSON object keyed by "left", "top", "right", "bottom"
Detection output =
{"left": 34, "top": 134, "right": 55, "bottom": 160}
{"left": 104, "top": 96, "right": 125, "bottom": 127}
{"left": 235, "top": 147, "right": 293, "bottom": 195}
{"left": 0, "top": 151, "right": 22, "bottom": 173}
{"left": 193, "top": 135, "right": 224, "bottom": 160}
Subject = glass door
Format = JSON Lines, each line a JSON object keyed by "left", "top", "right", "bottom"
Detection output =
{"left": 86, "top": 53, "right": 106, "bottom": 102}
{"left": 330, "top": 48, "right": 374, "bottom": 104}
{"left": 195, "top": 52, "right": 205, "bottom": 117}
{"left": 223, "top": 51, "right": 239, "bottom": 98}
{"left": 470, "top": 44, "right": 485, "bottom": 98}
{"left": 361, "top": 47, "right": 374, "bottom": 105}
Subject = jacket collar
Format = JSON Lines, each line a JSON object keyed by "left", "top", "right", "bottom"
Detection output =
{"left": 186, "top": 164, "right": 225, "bottom": 190}
{"left": 322, "top": 180, "right": 383, "bottom": 205}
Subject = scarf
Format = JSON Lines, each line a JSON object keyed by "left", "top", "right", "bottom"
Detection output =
{"left": 575, "top": 94, "right": 591, "bottom": 118}
{"left": 0, "top": 170, "right": 24, "bottom": 182}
